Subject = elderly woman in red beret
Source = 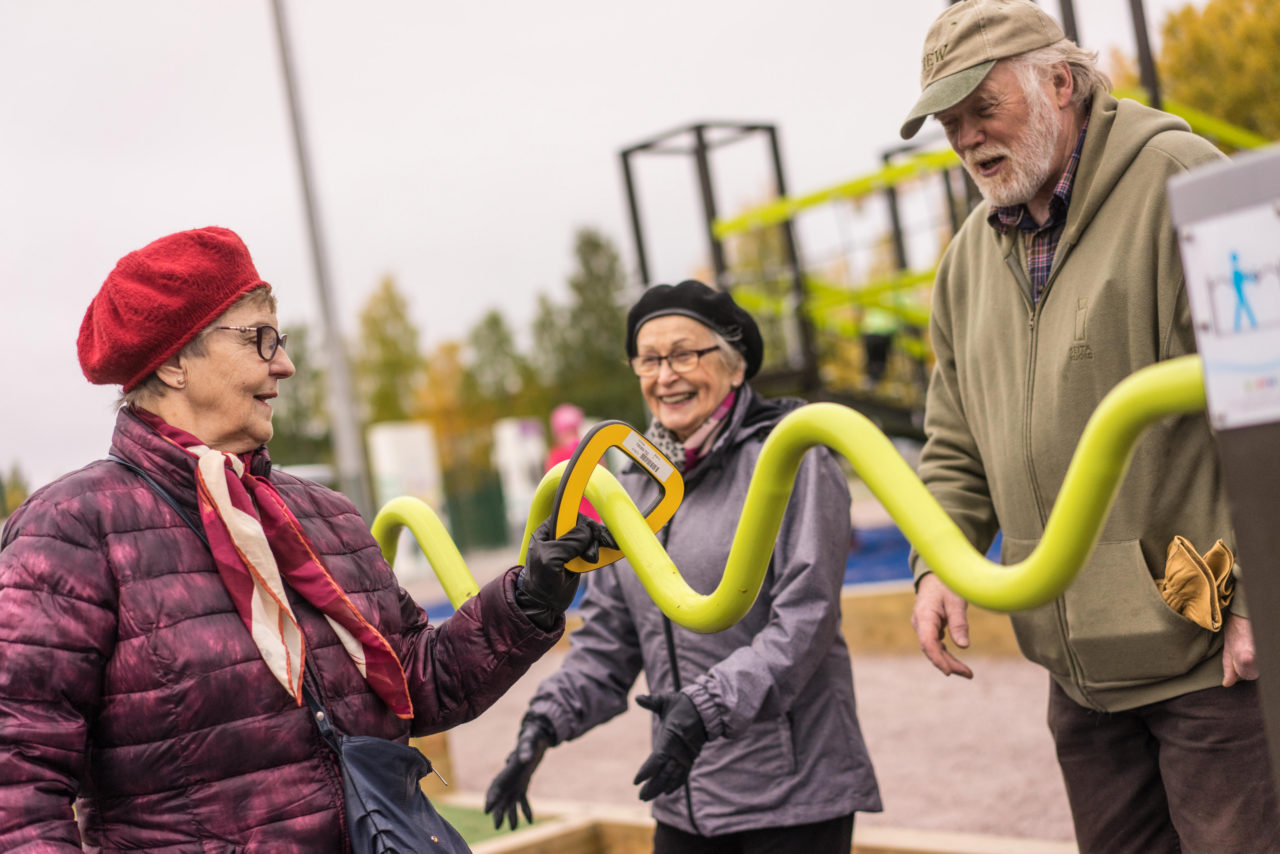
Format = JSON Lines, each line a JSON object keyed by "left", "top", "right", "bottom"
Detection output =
{"left": 0, "top": 226, "right": 602, "bottom": 852}
{"left": 487, "top": 280, "right": 882, "bottom": 854}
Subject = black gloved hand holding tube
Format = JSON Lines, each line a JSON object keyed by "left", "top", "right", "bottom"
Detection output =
{"left": 632, "top": 691, "right": 708, "bottom": 801}
{"left": 484, "top": 713, "right": 558, "bottom": 831}
{"left": 515, "top": 516, "right": 616, "bottom": 630}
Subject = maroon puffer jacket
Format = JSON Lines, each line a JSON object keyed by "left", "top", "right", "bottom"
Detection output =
{"left": 0, "top": 409, "right": 560, "bottom": 852}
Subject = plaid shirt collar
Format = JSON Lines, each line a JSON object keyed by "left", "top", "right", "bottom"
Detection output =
{"left": 988, "top": 115, "right": 1090, "bottom": 235}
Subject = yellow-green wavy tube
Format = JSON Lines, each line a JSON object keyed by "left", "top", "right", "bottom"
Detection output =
{"left": 370, "top": 496, "right": 481, "bottom": 607}
{"left": 372, "top": 355, "right": 1207, "bottom": 632}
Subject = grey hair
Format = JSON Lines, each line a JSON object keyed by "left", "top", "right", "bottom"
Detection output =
{"left": 1008, "top": 40, "right": 1112, "bottom": 111}
{"left": 708, "top": 329, "right": 747, "bottom": 377}
{"left": 117, "top": 286, "right": 277, "bottom": 410}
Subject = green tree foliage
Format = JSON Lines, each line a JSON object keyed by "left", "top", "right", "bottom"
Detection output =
{"left": 354, "top": 276, "right": 426, "bottom": 424}
{"left": 268, "top": 324, "right": 333, "bottom": 467}
{"left": 466, "top": 310, "right": 537, "bottom": 408}
{"left": 535, "top": 228, "right": 645, "bottom": 425}
{"left": 1159, "top": 0, "right": 1280, "bottom": 139}
{"left": 530, "top": 293, "right": 572, "bottom": 381}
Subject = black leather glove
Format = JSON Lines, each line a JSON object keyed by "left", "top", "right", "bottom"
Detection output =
{"left": 632, "top": 692, "right": 708, "bottom": 801}
{"left": 515, "top": 516, "right": 616, "bottom": 630}
{"left": 484, "top": 713, "right": 557, "bottom": 831}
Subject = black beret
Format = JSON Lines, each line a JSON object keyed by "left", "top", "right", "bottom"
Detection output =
{"left": 625, "top": 280, "right": 763, "bottom": 380}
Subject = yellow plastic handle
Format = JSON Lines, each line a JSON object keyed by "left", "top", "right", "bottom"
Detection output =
{"left": 371, "top": 355, "right": 1208, "bottom": 632}
{"left": 551, "top": 420, "right": 683, "bottom": 572}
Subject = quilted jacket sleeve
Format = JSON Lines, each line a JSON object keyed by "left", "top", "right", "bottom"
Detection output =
{"left": 0, "top": 488, "right": 118, "bottom": 852}
{"left": 395, "top": 568, "right": 563, "bottom": 737}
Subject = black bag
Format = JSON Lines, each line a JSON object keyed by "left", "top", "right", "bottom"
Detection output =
{"left": 303, "top": 684, "right": 472, "bottom": 854}
{"left": 108, "top": 454, "right": 471, "bottom": 854}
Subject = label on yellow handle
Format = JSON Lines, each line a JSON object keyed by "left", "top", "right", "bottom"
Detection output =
{"left": 552, "top": 420, "right": 683, "bottom": 572}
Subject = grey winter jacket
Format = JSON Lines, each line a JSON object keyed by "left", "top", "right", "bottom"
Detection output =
{"left": 527, "top": 385, "right": 882, "bottom": 836}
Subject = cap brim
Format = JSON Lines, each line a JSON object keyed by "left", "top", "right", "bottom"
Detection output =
{"left": 899, "top": 59, "right": 997, "bottom": 139}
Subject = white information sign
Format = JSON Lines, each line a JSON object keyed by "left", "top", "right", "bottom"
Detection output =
{"left": 1178, "top": 199, "right": 1280, "bottom": 430}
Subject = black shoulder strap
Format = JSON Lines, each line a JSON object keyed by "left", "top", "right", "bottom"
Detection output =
{"left": 107, "top": 454, "right": 208, "bottom": 548}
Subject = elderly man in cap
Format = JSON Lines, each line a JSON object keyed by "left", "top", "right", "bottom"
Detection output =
{"left": 901, "top": 1, "right": 1280, "bottom": 851}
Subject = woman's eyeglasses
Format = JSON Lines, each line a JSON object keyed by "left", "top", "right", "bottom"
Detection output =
{"left": 630, "top": 345, "right": 720, "bottom": 377}
{"left": 213, "top": 325, "right": 288, "bottom": 361}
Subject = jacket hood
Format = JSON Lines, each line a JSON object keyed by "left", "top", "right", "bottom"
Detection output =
{"left": 1064, "top": 89, "right": 1192, "bottom": 246}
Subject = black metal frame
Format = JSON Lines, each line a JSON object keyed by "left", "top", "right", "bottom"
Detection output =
{"left": 618, "top": 122, "right": 819, "bottom": 391}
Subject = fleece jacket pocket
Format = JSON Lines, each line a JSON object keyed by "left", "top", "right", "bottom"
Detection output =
{"left": 1009, "top": 537, "right": 1213, "bottom": 687}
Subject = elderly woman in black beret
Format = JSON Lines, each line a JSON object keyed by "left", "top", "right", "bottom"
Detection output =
{"left": 487, "top": 280, "right": 882, "bottom": 853}
{"left": 0, "top": 226, "right": 605, "bottom": 852}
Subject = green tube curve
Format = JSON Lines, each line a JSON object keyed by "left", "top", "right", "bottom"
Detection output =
{"left": 371, "top": 355, "right": 1206, "bottom": 633}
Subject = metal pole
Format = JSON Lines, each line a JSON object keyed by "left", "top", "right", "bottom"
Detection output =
{"left": 691, "top": 125, "right": 728, "bottom": 288}
{"left": 1058, "top": 0, "right": 1080, "bottom": 44}
{"left": 620, "top": 149, "right": 652, "bottom": 287}
{"left": 882, "top": 152, "right": 911, "bottom": 273}
{"left": 1128, "top": 0, "right": 1162, "bottom": 111}
{"left": 766, "top": 125, "right": 818, "bottom": 388}
{"left": 270, "top": 0, "right": 374, "bottom": 519}
{"left": 942, "top": 169, "right": 963, "bottom": 235}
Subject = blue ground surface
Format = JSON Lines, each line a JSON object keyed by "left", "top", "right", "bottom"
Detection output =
{"left": 419, "top": 526, "right": 1004, "bottom": 619}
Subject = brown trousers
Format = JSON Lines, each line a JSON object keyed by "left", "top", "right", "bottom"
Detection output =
{"left": 1049, "top": 679, "right": 1280, "bottom": 853}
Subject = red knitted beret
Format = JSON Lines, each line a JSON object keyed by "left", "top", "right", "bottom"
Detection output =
{"left": 78, "top": 226, "right": 271, "bottom": 391}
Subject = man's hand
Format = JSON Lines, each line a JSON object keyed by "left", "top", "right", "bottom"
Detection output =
{"left": 632, "top": 692, "right": 708, "bottom": 801}
{"left": 1223, "top": 613, "right": 1259, "bottom": 687}
{"left": 911, "top": 572, "right": 974, "bottom": 678}
{"left": 484, "top": 714, "right": 557, "bottom": 831}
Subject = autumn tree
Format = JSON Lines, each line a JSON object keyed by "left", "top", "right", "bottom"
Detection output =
{"left": 1158, "top": 0, "right": 1280, "bottom": 140}
{"left": 353, "top": 276, "right": 425, "bottom": 424}
{"left": 2, "top": 463, "right": 29, "bottom": 516}
{"left": 418, "top": 340, "right": 490, "bottom": 479}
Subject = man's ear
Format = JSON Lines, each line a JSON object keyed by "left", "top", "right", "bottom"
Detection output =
{"left": 1051, "top": 61, "right": 1074, "bottom": 109}
{"left": 155, "top": 355, "right": 186, "bottom": 390}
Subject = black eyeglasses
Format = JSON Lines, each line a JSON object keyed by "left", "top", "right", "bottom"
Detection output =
{"left": 213, "top": 325, "right": 288, "bottom": 361}
{"left": 630, "top": 345, "right": 720, "bottom": 377}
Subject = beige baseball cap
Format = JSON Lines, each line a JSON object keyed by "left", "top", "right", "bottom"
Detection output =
{"left": 900, "top": 0, "right": 1066, "bottom": 139}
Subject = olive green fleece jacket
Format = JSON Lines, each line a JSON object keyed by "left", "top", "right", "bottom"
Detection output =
{"left": 910, "top": 90, "right": 1235, "bottom": 713}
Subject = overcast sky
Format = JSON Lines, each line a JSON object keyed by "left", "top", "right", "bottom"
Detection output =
{"left": 1, "top": 0, "right": 1196, "bottom": 491}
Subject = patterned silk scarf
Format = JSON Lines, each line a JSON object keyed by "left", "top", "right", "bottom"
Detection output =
{"left": 137, "top": 410, "right": 413, "bottom": 719}
{"left": 644, "top": 389, "right": 737, "bottom": 473}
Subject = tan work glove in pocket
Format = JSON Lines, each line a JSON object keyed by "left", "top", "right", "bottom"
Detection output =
{"left": 1158, "top": 536, "right": 1235, "bottom": 631}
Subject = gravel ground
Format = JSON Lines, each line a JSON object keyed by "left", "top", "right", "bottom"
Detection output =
{"left": 442, "top": 648, "right": 1076, "bottom": 844}
{"left": 402, "top": 499, "right": 1077, "bottom": 846}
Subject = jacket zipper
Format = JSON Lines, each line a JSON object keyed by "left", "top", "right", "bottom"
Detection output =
{"left": 1005, "top": 254, "right": 1089, "bottom": 695}
{"left": 654, "top": 519, "right": 702, "bottom": 836}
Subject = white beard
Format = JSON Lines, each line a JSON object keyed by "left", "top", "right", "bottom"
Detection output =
{"left": 964, "top": 82, "right": 1064, "bottom": 209}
